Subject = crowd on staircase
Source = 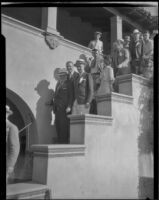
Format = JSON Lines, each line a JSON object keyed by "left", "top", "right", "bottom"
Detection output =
{"left": 48, "top": 29, "right": 154, "bottom": 144}
{"left": 6, "top": 29, "right": 154, "bottom": 184}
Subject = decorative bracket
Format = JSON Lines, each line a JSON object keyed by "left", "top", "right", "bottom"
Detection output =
{"left": 44, "top": 33, "right": 60, "bottom": 50}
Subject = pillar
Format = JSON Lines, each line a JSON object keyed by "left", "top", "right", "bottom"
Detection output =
{"left": 110, "top": 15, "right": 122, "bottom": 53}
{"left": 41, "top": 7, "right": 60, "bottom": 35}
{"left": 116, "top": 74, "right": 154, "bottom": 199}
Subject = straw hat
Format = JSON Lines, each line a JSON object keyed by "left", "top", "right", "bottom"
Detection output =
{"left": 94, "top": 31, "right": 102, "bottom": 35}
{"left": 74, "top": 59, "right": 86, "bottom": 67}
{"left": 57, "top": 68, "right": 68, "bottom": 76}
{"left": 133, "top": 29, "right": 140, "bottom": 34}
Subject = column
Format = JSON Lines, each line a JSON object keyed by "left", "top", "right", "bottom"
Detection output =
{"left": 41, "top": 7, "right": 60, "bottom": 35}
{"left": 110, "top": 15, "right": 122, "bottom": 53}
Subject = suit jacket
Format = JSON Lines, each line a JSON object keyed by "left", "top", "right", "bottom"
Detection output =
{"left": 74, "top": 72, "right": 94, "bottom": 105}
{"left": 68, "top": 71, "right": 79, "bottom": 83}
{"left": 68, "top": 71, "right": 79, "bottom": 104}
{"left": 111, "top": 48, "right": 131, "bottom": 76}
{"left": 129, "top": 39, "right": 143, "bottom": 60}
{"left": 54, "top": 79, "right": 73, "bottom": 112}
{"left": 6, "top": 120, "right": 20, "bottom": 170}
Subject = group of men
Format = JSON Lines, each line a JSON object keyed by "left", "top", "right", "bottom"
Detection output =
{"left": 52, "top": 60, "right": 94, "bottom": 144}
{"left": 52, "top": 29, "right": 154, "bottom": 144}
{"left": 88, "top": 29, "right": 154, "bottom": 78}
{"left": 6, "top": 29, "right": 154, "bottom": 182}
{"left": 112, "top": 29, "right": 154, "bottom": 78}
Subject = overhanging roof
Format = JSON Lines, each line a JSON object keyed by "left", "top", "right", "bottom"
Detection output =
{"left": 63, "top": 7, "right": 158, "bottom": 32}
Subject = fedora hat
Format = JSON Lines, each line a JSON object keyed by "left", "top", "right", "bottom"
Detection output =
{"left": 74, "top": 59, "right": 86, "bottom": 67}
{"left": 94, "top": 31, "right": 102, "bottom": 35}
{"left": 57, "top": 68, "right": 68, "bottom": 76}
{"left": 6, "top": 105, "right": 13, "bottom": 115}
{"left": 133, "top": 29, "right": 140, "bottom": 34}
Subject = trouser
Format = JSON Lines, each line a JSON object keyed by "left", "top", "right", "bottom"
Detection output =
{"left": 91, "top": 73, "right": 101, "bottom": 92}
{"left": 131, "top": 59, "right": 142, "bottom": 74}
{"left": 55, "top": 107, "right": 69, "bottom": 144}
{"left": 89, "top": 99, "right": 97, "bottom": 115}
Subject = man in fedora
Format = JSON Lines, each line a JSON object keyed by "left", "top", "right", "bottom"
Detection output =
{"left": 129, "top": 29, "right": 144, "bottom": 74}
{"left": 88, "top": 31, "right": 103, "bottom": 54}
{"left": 66, "top": 61, "right": 79, "bottom": 111}
{"left": 53, "top": 68, "right": 73, "bottom": 143}
{"left": 72, "top": 59, "right": 94, "bottom": 115}
{"left": 6, "top": 105, "right": 20, "bottom": 184}
{"left": 140, "top": 30, "right": 154, "bottom": 77}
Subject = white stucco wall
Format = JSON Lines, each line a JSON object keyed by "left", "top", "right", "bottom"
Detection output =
{"left": 3, "top": 15, "right": 92, "bottom": 144}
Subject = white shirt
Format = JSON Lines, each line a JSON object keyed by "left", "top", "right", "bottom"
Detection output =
{"left": 88, "top": 40, "right": 103, "bottom": 53}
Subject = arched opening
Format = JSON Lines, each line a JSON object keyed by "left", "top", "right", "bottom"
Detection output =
{"left": 6, "top": 88, "right": 38, "bottom": 183}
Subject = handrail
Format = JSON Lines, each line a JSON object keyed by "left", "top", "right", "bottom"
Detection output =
{"left": 19, "top": 122, "right": 32, "bottom": 133}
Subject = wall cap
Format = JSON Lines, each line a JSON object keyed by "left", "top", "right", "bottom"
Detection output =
{"left": 116, "top": 73, "right": 152, "bottom": 86}
{"left": 68, "top": 114, "right": 113, "bottom": 125}
{"left": 7, "top": 182, "right": 49, "bottom": 199}
{"left": 2, "top": 14, "right": 92, "bottom": 55}
{"left": 31, "top": 144, "right": 86, "bottom": 157}
{"left": 96, "top": 92, "right": 133, "bottom": 104}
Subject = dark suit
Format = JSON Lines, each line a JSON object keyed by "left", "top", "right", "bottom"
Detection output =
{"left": 67, "top": 71, "right": 79, "bottom": 107}
{"left": 54, "top": 79, "right": 73, "bottom": 144}
{"left": 74, "top": 72, "right": 94, "bottom": 105}
{"left": 129, "top": 39, "right": 143, "bottom": 74}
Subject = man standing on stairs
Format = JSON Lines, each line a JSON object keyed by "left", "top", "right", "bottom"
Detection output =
{"left": 53, "top": 68, "right": 73, "bottom": 144}
{"left": 66, "top": 61, "right": 79, "bottom": 113}
{"left": 88, "top": 31, "right": 103, "bottom": 54}
{"left": 72, "top": 59, "right": 94, "bottom": 115}
{"left": 6, "top": 105, "right": 20, "bottom": 184}
{"left": 129, "top": 29, "right": 144, "bottom": 74}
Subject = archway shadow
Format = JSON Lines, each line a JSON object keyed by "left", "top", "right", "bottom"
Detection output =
{"left": 35, "top": 79, "right": 57, "bottom": 144}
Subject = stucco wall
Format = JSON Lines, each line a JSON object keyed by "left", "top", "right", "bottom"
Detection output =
{"left": 32, "top": 110, "right": 138, "bottom": 198}
{"left": 117, "top": 74, "right": 153, "bottom": 199}
{"left": 3, "top": 16, "right": 91, "bottom": 144}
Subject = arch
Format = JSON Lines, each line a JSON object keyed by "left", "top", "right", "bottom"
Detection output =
{"left": 6, "top": 88, "right": 38, "bottom": 150}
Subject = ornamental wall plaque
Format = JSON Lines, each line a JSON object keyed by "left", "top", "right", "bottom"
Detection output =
{"left": 45, "top": 34, "right": 60, "bottom": 49}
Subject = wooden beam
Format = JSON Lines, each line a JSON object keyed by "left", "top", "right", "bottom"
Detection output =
{"left": 103, "top": 7, "right": 144, "bottom": 31}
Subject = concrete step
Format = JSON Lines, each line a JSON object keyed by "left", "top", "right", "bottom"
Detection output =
{"left": 7, "top": 181, "right": 51, "bottom": 199}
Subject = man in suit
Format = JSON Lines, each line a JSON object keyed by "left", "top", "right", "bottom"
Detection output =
{"left": 129, "top": 29, "right": 144, "bottom": 74}
{"left": 66, "top": 61, "right": 79, "bottom": 112}
{"left": 72, "top": 59, "right": 94, "bottom": 115}
{"left": 6, "top": 105, "right": 20, "bottom": 184}
{"left": 53, "top": 68, "right": 73, "bottom": 144}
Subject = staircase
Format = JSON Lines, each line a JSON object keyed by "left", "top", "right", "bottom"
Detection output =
{"left": 7, "top": 181, "right": 52, "bottom": 199}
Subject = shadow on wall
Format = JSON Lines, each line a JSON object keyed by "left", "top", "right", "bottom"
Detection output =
{"left": 35, "top": 79, "right": 57, "bottom": 144}
{"left": 138, "top": 77, "right": 153, "bottom": 199}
